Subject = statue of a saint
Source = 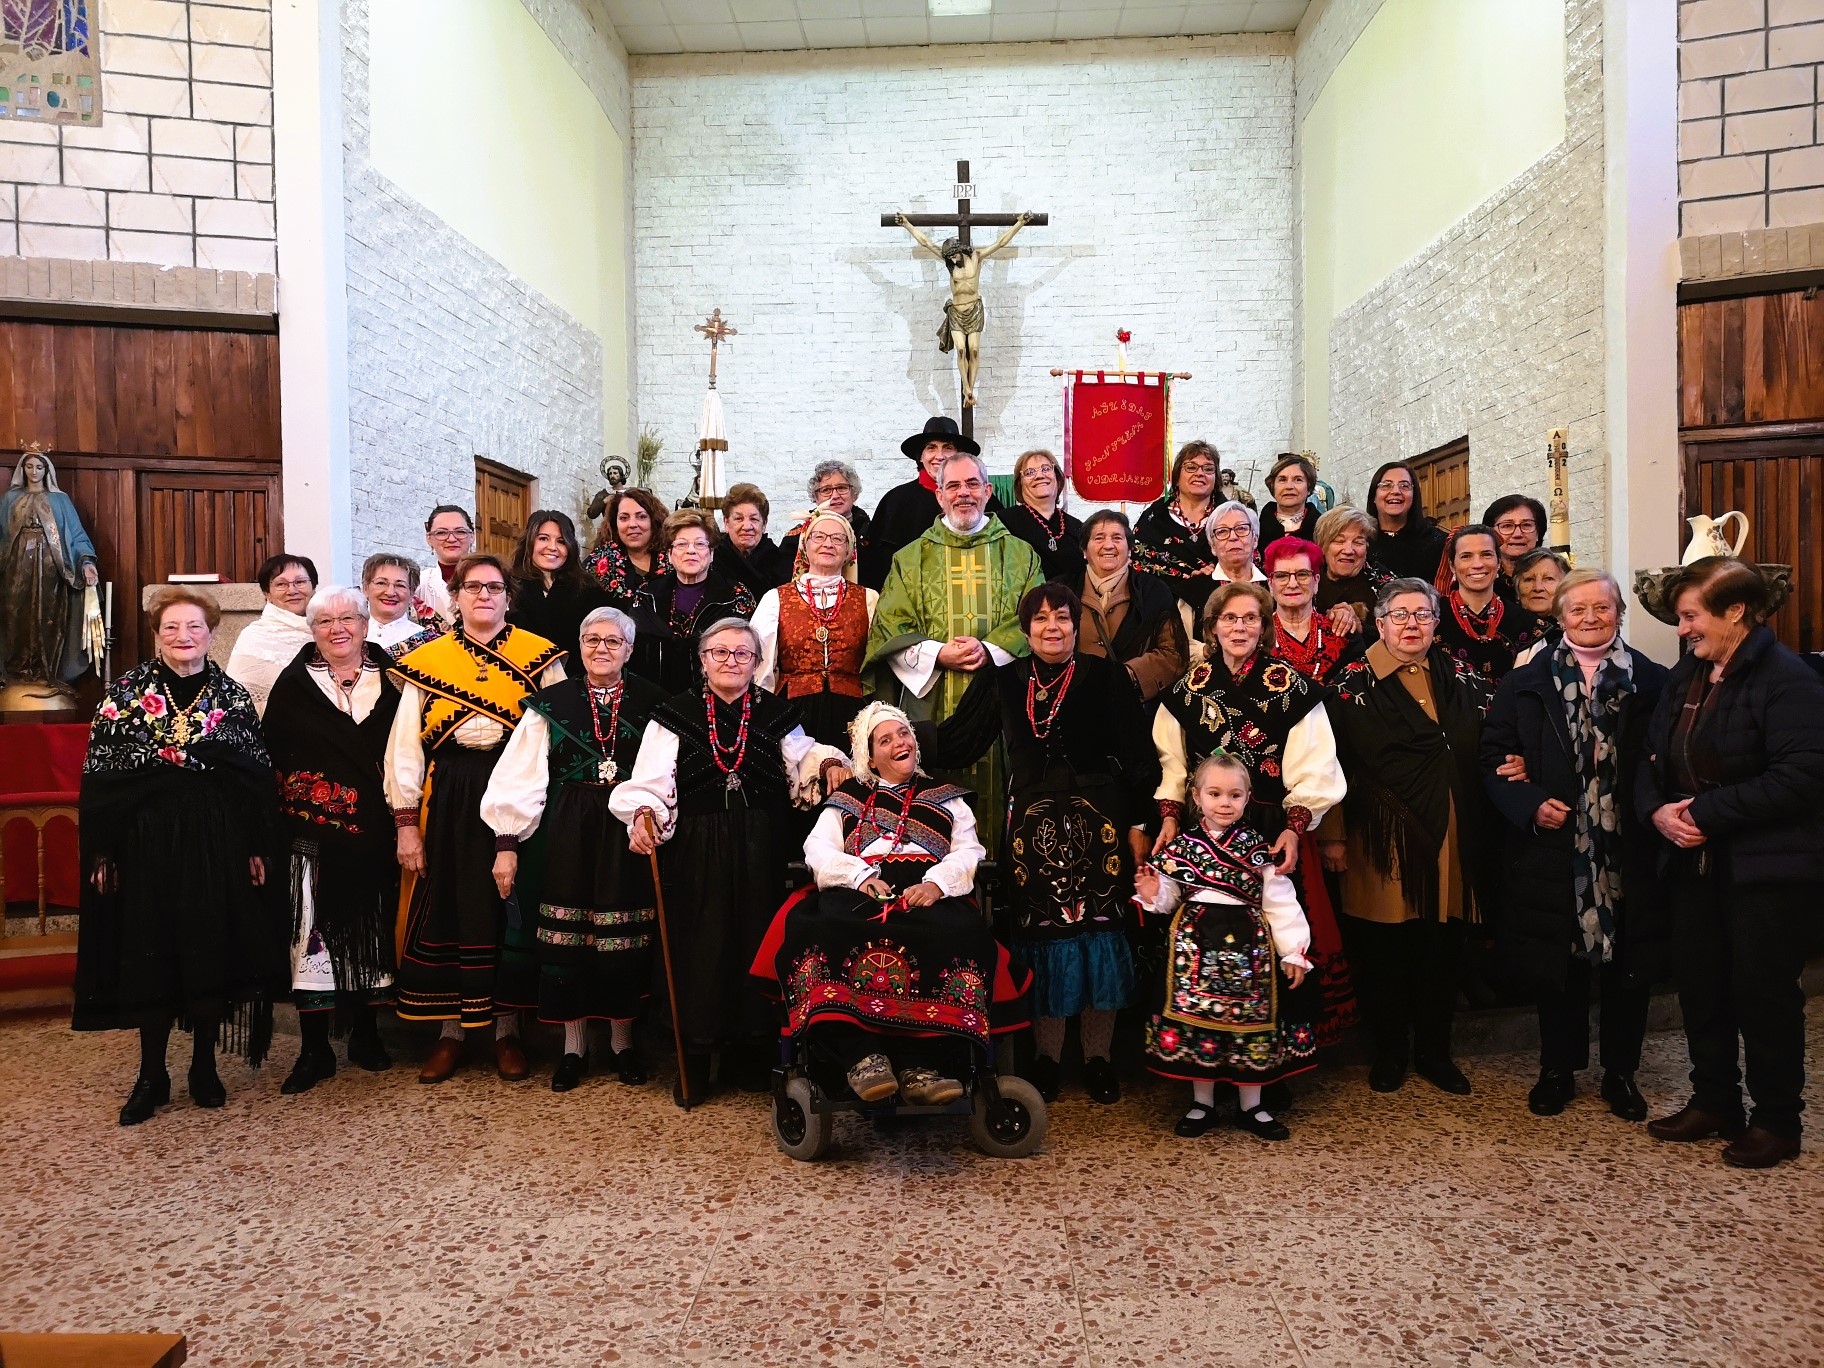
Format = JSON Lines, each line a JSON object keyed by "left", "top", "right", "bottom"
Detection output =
{"left": 895, "top": 210, "right": 1031, "bottom": 408}
{"left": 1, "top": 447, "right": 99, "bottom": 686}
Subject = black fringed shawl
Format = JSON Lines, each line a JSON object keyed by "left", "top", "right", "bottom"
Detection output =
{"left": 262, "top": 641, "right": 403, "bottom": 999}
{"left": 1326, "top": 647, "right": 1490, "bottom": 919}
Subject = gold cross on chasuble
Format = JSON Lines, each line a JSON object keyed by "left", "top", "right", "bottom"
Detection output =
{"left": 941, "top": 543, "right": 993, "bottom": 714}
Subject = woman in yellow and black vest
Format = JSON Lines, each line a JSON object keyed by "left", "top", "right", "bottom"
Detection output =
{"left": 384, "top": 553, "right": 565, "bottom": 1086}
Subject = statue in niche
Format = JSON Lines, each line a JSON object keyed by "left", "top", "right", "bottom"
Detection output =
{"left": 1, "top": 445, "right": 98, "bottom": 688}
{"left": 894, "top": 210, "right": 1031, "bottom": 408}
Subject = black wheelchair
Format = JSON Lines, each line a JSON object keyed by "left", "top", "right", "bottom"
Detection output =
{"left": 766, "top": 860, "right": 1048, "bottom": 1162}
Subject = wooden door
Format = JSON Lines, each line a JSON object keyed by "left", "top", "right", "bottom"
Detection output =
{"left": 0, "top": 319, "right": 283, "bottom": 674}
{"left": 138, "top": 470, "right": 282, "bottom": 586}
{"left": 1412, "top": 437, "right": 1472, "bottom": 531}
{"left": 1681, "top": 424, "right": 1824, "bottom": 651}
{"left": 475, "top": 458, "right": 531, "bottom": 559}
{"left": 1679, "top": 287, "right": 1824, "bottom": 651}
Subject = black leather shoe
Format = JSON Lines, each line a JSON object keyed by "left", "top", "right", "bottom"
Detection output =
{"left": 187, "top": 1065, "right": 227, "bottom": 1109}
{"left": 1723, "top": 1125, "right": 1801, "bottom": 1169}
{"left": 1235, "top": 1105, "right": 1290, "bottom": 1142}
{"left": 1648, "top": 1102, "right": 1746, "bottom": 1143}
{"left": 1028, "top": 1054, "right": 1061, "bottom": 1103}
{"left": 1415, "top": 1056, "right": 1472, "bottom": 1096}
{"left": 1368, "top": 1057, "right": 1406, "bottom": 1093}
{"left": 613, "top": 1048, "right": 648, "bottom": 1086}
{"left": 551, "top": 1052, "right": 586, "bottom": 1093}
{"left": 1173, "top": 1104, "right": 1219, "bottom": 1138}
{"left": 346, "top": 1031, "right": 392, "bottom": 1073}
{"left": 280, "top": 1047, "right": 336, "bottom": 1096}
{"left": 1083, "top": 1056, "right": 1120, "bottom": 1104}
{"left": 118, "top": 1072, "right": 170, "bottom": 1126}
{"left": 1601, "top": 1071, "right": 1647, "bottom": 1122}
{"left": 1527, "top": 1069, "right": 1575, "bottom": 1116}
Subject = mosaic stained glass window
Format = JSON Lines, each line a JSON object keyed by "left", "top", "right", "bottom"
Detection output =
{"left": 0, "top": 1, "right": 99, "bottom": 125}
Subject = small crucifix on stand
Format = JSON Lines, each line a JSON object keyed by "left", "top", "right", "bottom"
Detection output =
{"left": 883, "top": 160, "right": 1048, "bottom": 443}
{"left": 687, "top": 308, "right": 737, "bottom": 510}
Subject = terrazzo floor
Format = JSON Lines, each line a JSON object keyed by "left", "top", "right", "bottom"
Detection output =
{"left": 2, "top": 1005, "right": 1821, "bottom": 1368}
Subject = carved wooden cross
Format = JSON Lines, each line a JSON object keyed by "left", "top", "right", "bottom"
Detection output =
{"left": 694, "top": 308, "right": 737, "bottom": 389}
{"left": 880, "top": 160, "right": 1049, "bottom": 440}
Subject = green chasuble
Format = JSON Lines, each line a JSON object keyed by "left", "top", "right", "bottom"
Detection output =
{"left": 864, "top": 515, "right": 1044, "bottom": 856}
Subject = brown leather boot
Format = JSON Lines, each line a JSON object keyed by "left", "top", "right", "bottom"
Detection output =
{"left": 418, "top": 1035, "right": 465, "bottom": 1085}
{"left": 1646, "top": 1102, "right": 1746, "bottom": 1143}
{"left": 1722, "top": 1126, "right": 1801, "bottom": 1169}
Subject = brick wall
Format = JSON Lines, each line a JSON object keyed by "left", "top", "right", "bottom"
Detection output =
{"left": 339, "top": 0, "right": 627, "bottom": 581}
{"left": 0, "top": 0, "right": 275, "bottom": 276}
{"left": 630, "top": 36, "right": 1298, "bottom": 511}
{"left": 1679, "top": 0, "right": 1824, "bottom": 237}
{"left": 1321, "top": 0, "right": 1611, "bottom": 562}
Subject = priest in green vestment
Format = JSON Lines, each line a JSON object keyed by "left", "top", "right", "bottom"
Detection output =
{"left": 864, "top": 451, "right": 1043, "bottom": 856}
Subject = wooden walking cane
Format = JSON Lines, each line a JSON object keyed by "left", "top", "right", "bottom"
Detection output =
{"left": 642, "top": 811, "right": 693, "bottom": 1109}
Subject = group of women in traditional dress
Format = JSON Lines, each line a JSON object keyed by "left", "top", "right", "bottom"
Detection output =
{"left": 69, "top": 442, "right": 1824, "bottom": 1170}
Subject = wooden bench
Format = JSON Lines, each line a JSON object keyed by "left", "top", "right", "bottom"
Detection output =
{"left": 0, "top": 1333, "right": 185, "bottom": 1368}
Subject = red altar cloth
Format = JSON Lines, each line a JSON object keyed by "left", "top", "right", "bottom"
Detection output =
{"left": 0, "top": 723, "right": 86, "bottom": 911}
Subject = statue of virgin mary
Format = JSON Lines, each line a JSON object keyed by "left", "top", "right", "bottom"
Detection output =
{"left": 1, "top": 447, "right": 98, "bottom": 685}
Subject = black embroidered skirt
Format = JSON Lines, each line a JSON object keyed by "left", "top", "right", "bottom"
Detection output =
{"left": 396, "top": 743, "right": 510, "bottom": 1029}
{"left": 772, "top": 886, "right": 997, "bottom": 1052}
{"left": 529, "top": 781, "right": 654, "bottom": 1023}
{"left": 1143, "top": 895, "right": 1318, "bottom": 1085}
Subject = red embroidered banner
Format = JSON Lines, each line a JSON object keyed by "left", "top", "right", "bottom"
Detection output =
{"left": 1064, "top": 373, "right": 1171, "bottom": 504}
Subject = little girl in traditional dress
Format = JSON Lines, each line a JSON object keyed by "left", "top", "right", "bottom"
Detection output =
{"left": 1136, "top": 752, "right": 1317, "bottom": 1141}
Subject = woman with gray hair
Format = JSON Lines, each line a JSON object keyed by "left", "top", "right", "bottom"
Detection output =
{"left": 612, "top": 617, "right": 852, "bottom": 1104}
{"left": 261, "top": 585, "right": 404, "bottom": 1094}
{"left": 482, "top": 606, "right": 667, "bottom": 1092}
{"left": 780, "top": 459, "right": 875, "bottom": 585}
{"left": 1479, "top": 569, "right": 1670, "bottom": 1123}
{"left": 1320, "top": 577, "right": 1492, "bottom": 1097}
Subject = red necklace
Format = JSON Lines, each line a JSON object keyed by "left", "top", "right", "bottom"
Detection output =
{"left": 705, "top": 686, "right": 753, "bottom": 792}
{"left": 1449, "top": 590, "right": 1504, "bottom": 643}
{"left": 1023, "top": 501, "right": 1065, "bottom": 551}
{"left": 585, "top": 680, "right": 624, "bottom": 783}
{"left": 1169, "top": 498, "right": 1208, "bottom": 535}
{"left": 801, "top": 578, "right": 848, "bottom": 643}
{"left": 1273, "top": 614, "right": 1328, "bottom": 677}
{"left": 859, "top": 780, "right": 918, "bottom": 857}
{"left": 1026, "top": 658, "right": 1076, "bottom": 739}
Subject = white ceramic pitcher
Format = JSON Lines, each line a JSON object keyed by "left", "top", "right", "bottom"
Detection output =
{"left": 1682, "top": 512, "right": 1749, "bottom": 565}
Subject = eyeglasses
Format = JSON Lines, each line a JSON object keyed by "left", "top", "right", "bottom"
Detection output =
{"left": 459, "top": 581, "right": 507, "bottom": 597}
{"left": 942, "top": 480, "right": 987, "bottom": 493}
{"left": 1211, "top": 526, "right": 1252, "bottom": 542}
{"left": 428, "top": 528, "right": 472, "bottom": 541}
{"left": 1215, "top": 613, "right": 1261, "bottom": 627}
{"left": 1180, "top": 463, "right": 1216, "bottom": 477}
{"left": 702, "top": 646, "right": 756, "bottom": 665}
{"left": 271, "top": 576, "right": 314, "bottom": 591}
{"left": 1375, "top": 480, "right": 1414, "bottom": 494}
{"left": 580, "top": 634, "right": 627, "bottom": 651}
{"left": 316, "top": 614, "right": 365, "bottom": 629}
{"left": 814, "top": 482, "right": 853, "bottom": 498}
{"left": 1382, "top": 608, "right": 1438, "bottom": 624}
{"left": 1270, "top": 570, "right": 1314, "bottom": 585}
{"left": 1493, "top": 520, "right": 1536, "bottom": 535}
{"left": 805, "top": 532, "right": 848, "bottom": 546}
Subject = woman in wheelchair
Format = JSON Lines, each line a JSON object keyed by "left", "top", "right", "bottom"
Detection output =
{"left": 752, "top": 702, "right": 991, "bottom": 1106}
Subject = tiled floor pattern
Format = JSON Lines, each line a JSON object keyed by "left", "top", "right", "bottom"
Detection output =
{"left": 1, "top": 1005, "right": 1820, "bottom": 1366}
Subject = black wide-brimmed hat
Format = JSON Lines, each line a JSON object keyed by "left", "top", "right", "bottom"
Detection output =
{"left": 900, "top": 415, "right": 980, "bottom": 460}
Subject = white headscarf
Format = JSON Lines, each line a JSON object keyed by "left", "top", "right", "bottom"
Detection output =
{"left": 847, "top": 700, "right": 920, "bottom": 784}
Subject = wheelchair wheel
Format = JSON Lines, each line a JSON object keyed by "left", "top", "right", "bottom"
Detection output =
{"left": 970, "top": 1077, "right": 1047, "bottom": 1158}
{"left": 772, "top": 1076, "right": 833, "bottom": 1161}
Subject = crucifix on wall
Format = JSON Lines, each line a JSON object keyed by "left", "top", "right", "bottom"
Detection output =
{"left": 883, "top": 160, "right": 1048, "bottom": 441}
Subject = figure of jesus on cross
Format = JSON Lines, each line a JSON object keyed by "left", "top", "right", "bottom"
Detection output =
{"left": 885, "top": 161, "right": 1047, "bottom": 424}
